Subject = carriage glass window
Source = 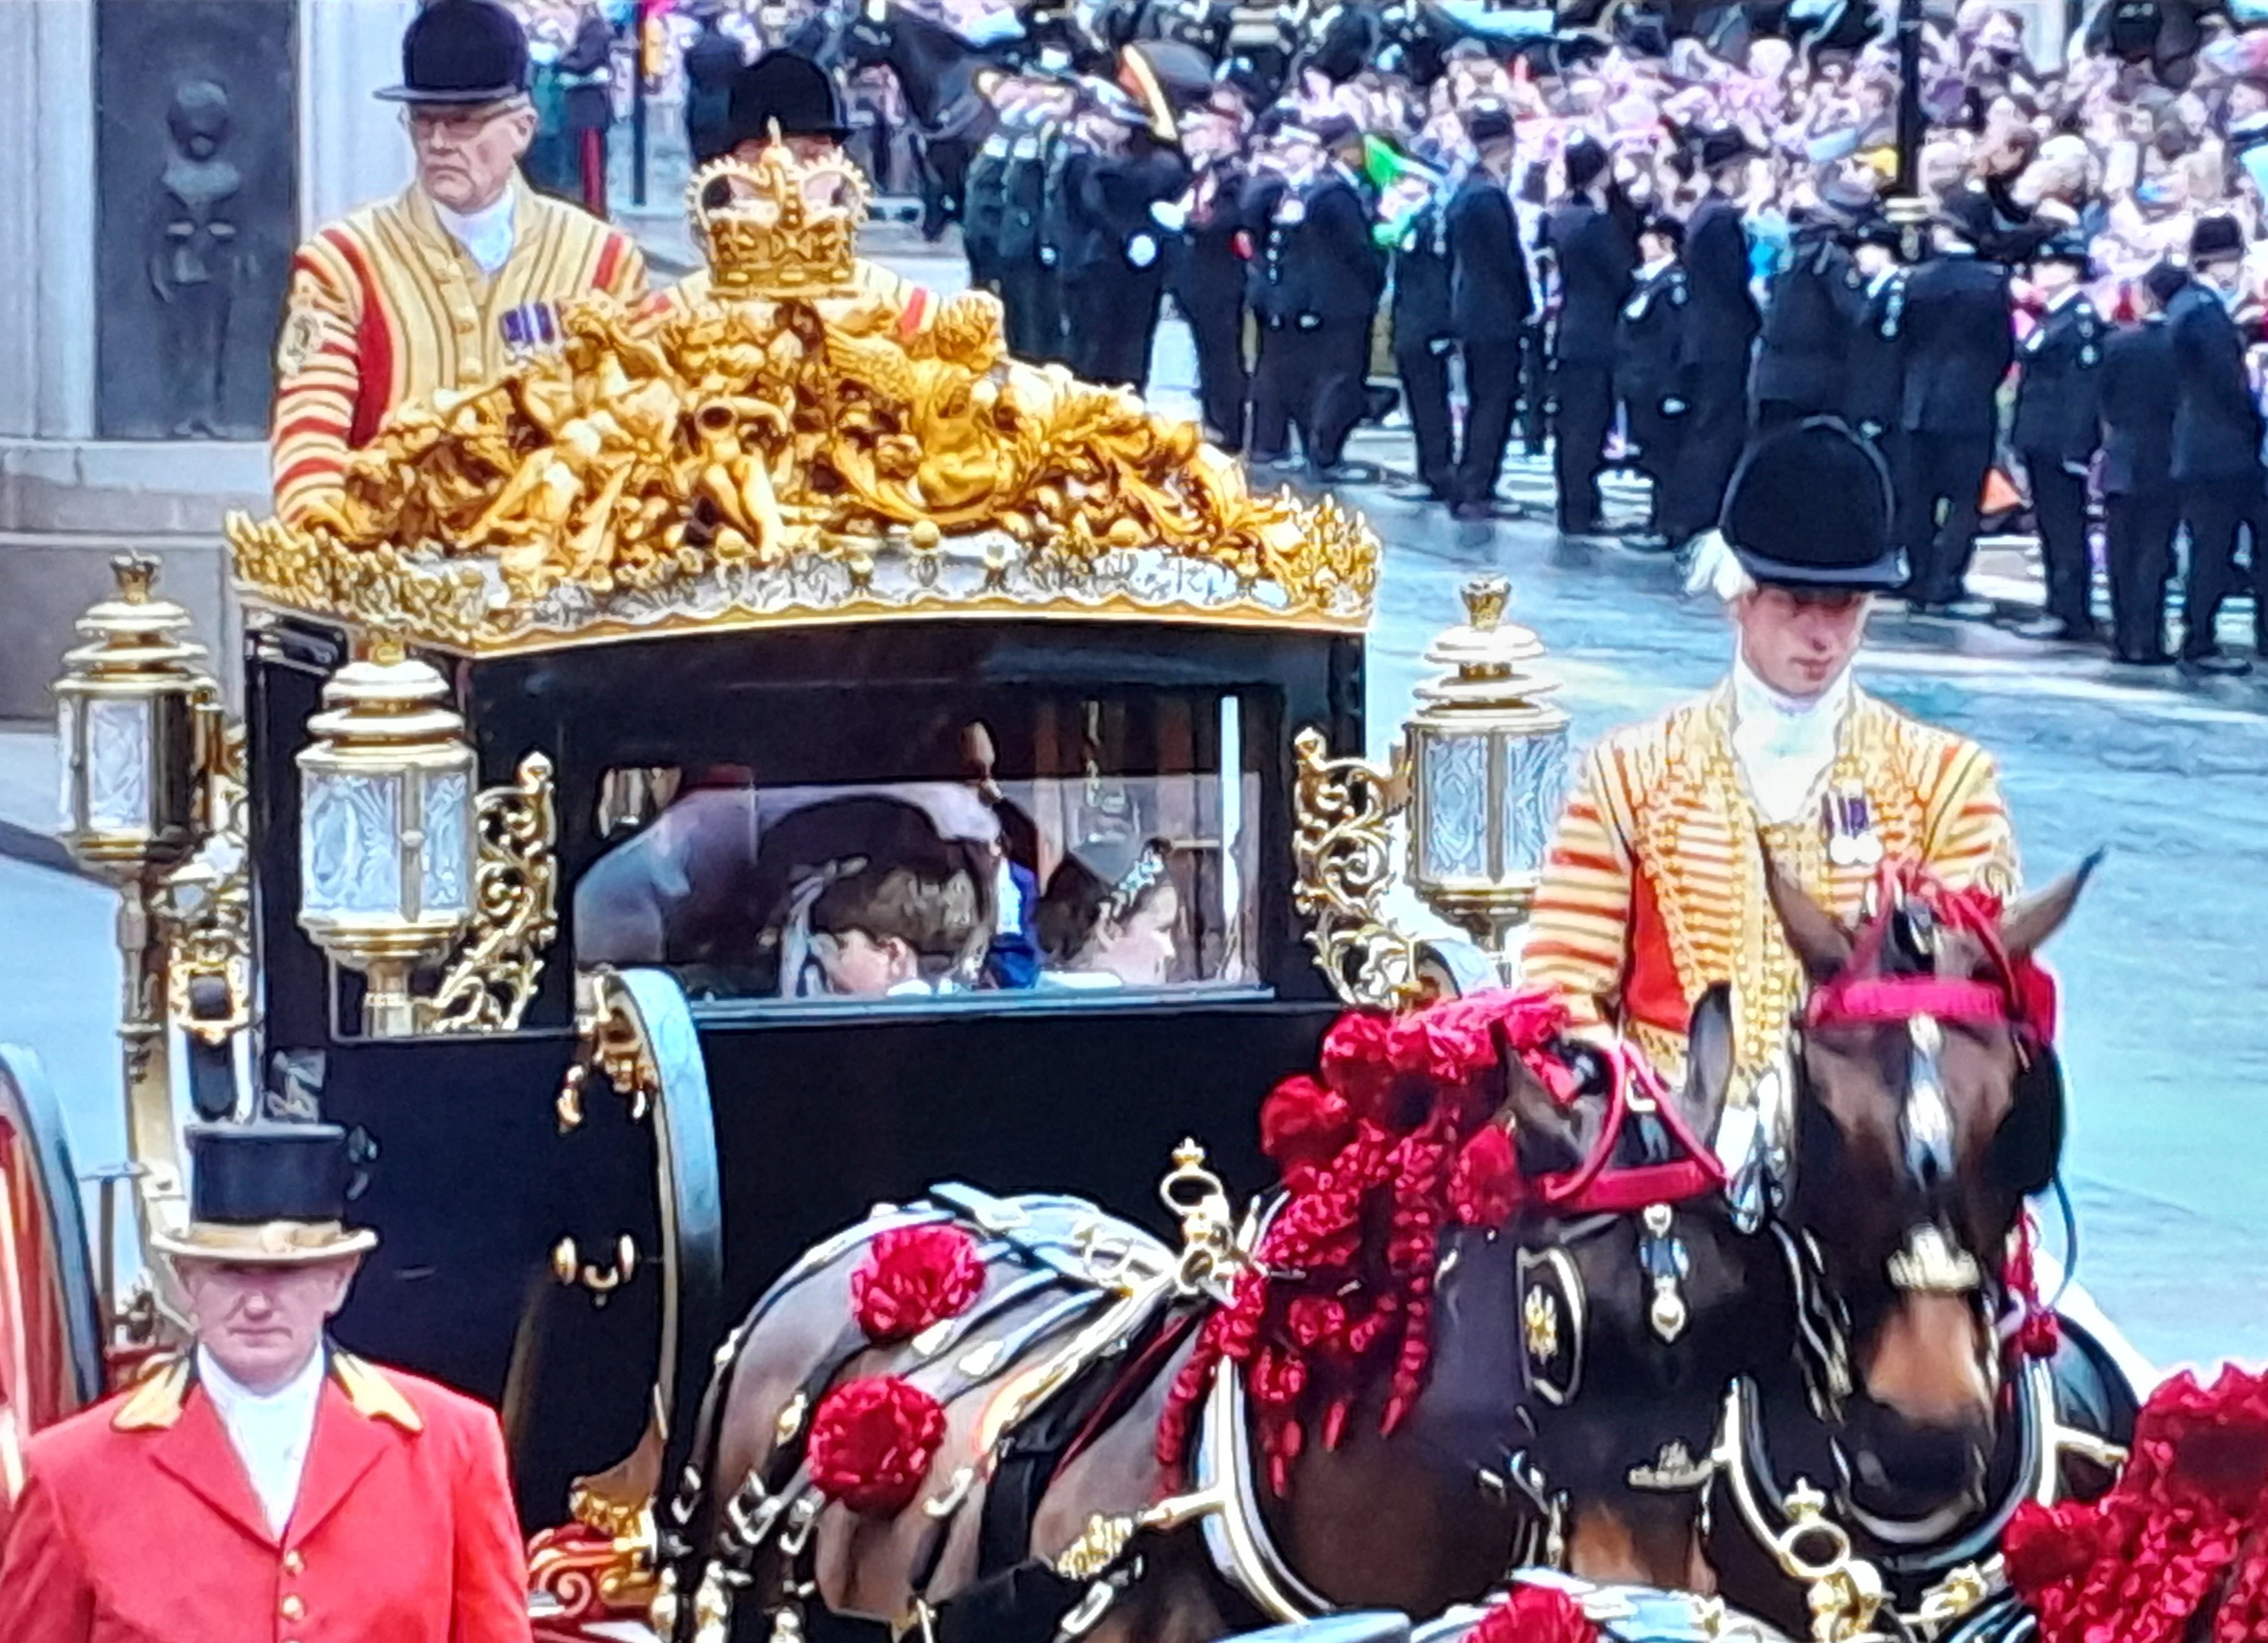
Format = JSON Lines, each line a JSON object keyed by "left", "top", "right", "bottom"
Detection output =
{"left": 573, "top": 700, "right": 1260, "bottom": 1007}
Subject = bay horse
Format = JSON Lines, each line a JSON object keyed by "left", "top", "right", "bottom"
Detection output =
{"left": 653, "top": 987, "right": 1790, "bottom": 1642}
{"left": 838, "top": 1, "right": 1008, "bottom": 240}
{"left": 1703, "top": 858, "right": 2139, "bottom": 1637}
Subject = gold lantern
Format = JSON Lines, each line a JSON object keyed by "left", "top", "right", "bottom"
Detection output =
{"left": 51, "top": 554, "right": 229, "bottom": 1298}
{"left": 1293, "top": 576, "right": 1570, "bottom": 1009}
{"left": 1400, "top": 575, "right": 1570, "bottom": 956}
{"left": 295, "top": 635, "right": 559, "bottom": 1039}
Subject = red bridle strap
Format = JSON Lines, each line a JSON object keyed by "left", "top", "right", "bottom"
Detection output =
{"left": 1805, "top": 975, "right": 2009, "bottom": 1029}
{"left": 1531, "top": 1043, "right": 1730, "bottom": 1216}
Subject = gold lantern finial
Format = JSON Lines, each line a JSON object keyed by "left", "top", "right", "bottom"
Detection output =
{"left": 1462, "top": 574, "right": 1509, "bottom": 634}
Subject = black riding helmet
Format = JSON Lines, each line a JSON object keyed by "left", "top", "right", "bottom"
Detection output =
{"left": 727, "top": 48, "right": 852, "bottom": 147}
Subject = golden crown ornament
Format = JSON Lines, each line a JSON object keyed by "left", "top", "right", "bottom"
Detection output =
{"left": 688, "top": 137, "right": 867, "bottom": 298}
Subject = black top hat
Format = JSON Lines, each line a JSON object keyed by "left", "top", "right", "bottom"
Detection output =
{"left": 1698, "top": 127, "right": 1755, "bottom": 173}
{"left": 1564, "top": 137, "right": 1609, "bottom": 193}
{"left": 154, "top": 1123, "right": 377, "bottom": 1265}
{"left": 2191, "top": 213, "right": 2246, "bottom": 267}
{"left": 1466, "top": 102, "right": 1516, "bottom": 149}
{"left": 377, "top": 0, "right": 530, "bottom": 108}
{"left": 1719, "top": 418, "right": 1902, "bottom": 591}
{"left": 729, "top": 50, "right": 852, "bottom": 146}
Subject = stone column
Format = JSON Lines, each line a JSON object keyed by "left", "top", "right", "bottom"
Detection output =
{"left": 299, "top": 0, "right": 417, "bottom": 235}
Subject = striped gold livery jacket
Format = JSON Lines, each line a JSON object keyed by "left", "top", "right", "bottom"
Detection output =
{"left": 1522, "top": 682, "right": 2018, "bottom": 1081}
{"left": 270, "top": 184, "right": 647, "bottom": 527}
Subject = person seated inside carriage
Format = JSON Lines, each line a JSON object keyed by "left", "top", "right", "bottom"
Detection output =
{"left": 1032, "top": 834, "right": 1185, "bottom": 989}
{"left": 794, "top": 850, "right": 992, "bottom": 998}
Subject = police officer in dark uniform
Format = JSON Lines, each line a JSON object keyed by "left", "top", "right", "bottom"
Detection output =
{"left": 1241, "top": 120, "right": 1307, "bottom": 469}
{"left": 2168, "top": 215, "right": 2265, "bottom": 676}
{"left": 1538, "top": 137, "right": 1634, "bottom": 537}
{"left": 997, "top": 76, "right": 1073, "bottom": 359}
{"left": 1896, "top": 211, "right": 2012, "bottom": 615}
{"left": 1282, "top": 114, "right": 1384, "bottom": 485}
{"left": 1065, "top": 85, "right": 1190, "bottom": 388}
{"left": 1614, "top": 213, "right": 1694, "bottom": 548}
{"left": 1165, "top": 94, "right": 1252, "bottom": 449}
{"left": 1844, "top": 216, "right": 1908, "bottom": 444}
{"left": 2099, "top": 262, "right": 2185, "bottom": 666}
{"left": 684, "top": 2, "right": 748, "bottom": 164}
{"left": 1034, "top": 91, "right": 1094, "bottom": 367}
{"left": 2008, "top": 233, "right": 2106, "bottom": 643}
{"left": 1751, "top": 199, "right": 1864, "bottom": 429}
{"left": 1446, "top": 102, "right": 1534, "bottom": 520}
{"left": 963, "top": 79, "right": 1015, "bottom": 300}
{"left": 1663, "top": 130, "right": 1760, "bottom": 544}
{"left": 1388, "top": 160, "right": 1457, "bottom": 505}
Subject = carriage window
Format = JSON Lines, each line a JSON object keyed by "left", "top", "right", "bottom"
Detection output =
{"left": 573, "top": 707, "right": 1260, "bottom": 1008}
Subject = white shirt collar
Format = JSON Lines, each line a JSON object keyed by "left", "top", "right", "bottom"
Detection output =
{"left": 432, "top": 183, "right": 520, "bottom": 276}
{"left": 199, "top": 1343, "right": 328, "bottom": 1537}
{"left": 1728, "top": 649, "right": 1853, "bottom": 826}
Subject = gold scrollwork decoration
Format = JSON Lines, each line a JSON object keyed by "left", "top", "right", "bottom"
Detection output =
{"left": 426, "top": 751, "right": 558, "bottom": 1033}
{"left": 160, "top": 717, "right": 254, "bottom": 1047}
{"left": 1291, "top": 726, "right": 1418, "bottom": 1012}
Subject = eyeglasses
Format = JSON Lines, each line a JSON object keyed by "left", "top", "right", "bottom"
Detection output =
{"left": 401, "top": 101, "right": 523, "bottom": 147}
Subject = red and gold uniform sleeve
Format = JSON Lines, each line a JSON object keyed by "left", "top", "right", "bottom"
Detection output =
{"left": 270, "top": 234, "right": 368, "bottom": 530}
{"left": 0, "top": 1459, "right": 97, "bottom": 1643}
{"left": 1523, "top": 741, "right": 1637, "bottom": 1034}
{"left": 1915, "top": 736, "right": 2018, "bottom": 895}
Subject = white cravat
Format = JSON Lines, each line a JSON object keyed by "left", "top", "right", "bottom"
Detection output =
{"left": 433, "top": 186, "right": 519, "bottom": 276}
{"left": 1728, "top": 651, "right": 1852, "bottom": 826}
{"left": 198, "top": 1345, "right": 327, "bottom": 1537}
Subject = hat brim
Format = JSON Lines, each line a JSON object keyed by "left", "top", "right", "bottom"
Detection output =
{"left": 155, "top": 1221, "right": 378, "bottom": 1266}
{"left": 376, "top": 82, "right": 529, "bottom": 106}
{"left": 1732, "top": 546, "right": 1906, "bottom": 593}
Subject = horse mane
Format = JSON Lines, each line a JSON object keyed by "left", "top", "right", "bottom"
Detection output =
{"left": 1154, "top": 988, "right": 1611, "bottom": 1494}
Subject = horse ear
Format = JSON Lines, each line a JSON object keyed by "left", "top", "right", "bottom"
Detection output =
{"left": 1504, "top": 1051, "right": 1609, "bottom": 1178}
{"left": 1673, "top": 984, "right": 1736, "bottom": 1147}
{"left": 1765, "top": 856, "right": 1853, "bottom": 980}
{"left": 1999, "top": 851, "right": 2102, "bottom": 960}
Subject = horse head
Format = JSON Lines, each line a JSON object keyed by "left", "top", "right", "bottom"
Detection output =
{"left": 1765, "top": 856, "right": 2093, "bottom": 1527}
{"left": 1482, "top": 988, "right": 1791, "bottom": 1588}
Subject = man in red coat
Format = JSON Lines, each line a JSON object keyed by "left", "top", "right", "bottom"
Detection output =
{"left": 0, "top": 1121, "right": 533, "bottom": 1642}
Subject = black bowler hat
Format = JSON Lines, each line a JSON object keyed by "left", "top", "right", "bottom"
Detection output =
{"left": 153, "top": 1122, "right": 377, "bottom": 1265}
{"left": 1466, "top": 102, "right": 1516, "bottom": 149}
{"left": 729, "top": 50, "right": 852, "bottom": 145}
{"left": 377, "top": 0, "right": 530, "bottom": 108}
{"left": 2191, "top": 213, "right": 2247, "bottom": 268}
{"left": 1719, "top": 418, "right": 1902, "bottom": 591}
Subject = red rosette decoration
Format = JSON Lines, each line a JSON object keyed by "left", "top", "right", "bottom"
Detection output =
{"left": 2003, "top": 1499, "right": 2106, "bottom": 1598}
{"left": 806, "top": 1376, "right": 947, "bottom": 1517}
{"left": 851, "top": 1225, "right": 986, "bottom": 1345}
{"left": 1466, "top": 1583, "right": 1602, "bottom": 1643}
{"left": 1260, "top": 1075, "right": 1355, "bottom": 1187}
{"left": 1318, "top": 1011, "right": 1399, "bottom": 1121}
{"left": 1450, "top": 1126, "right": 1521, "bottom": 1228}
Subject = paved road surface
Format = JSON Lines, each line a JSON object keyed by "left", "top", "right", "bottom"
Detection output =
{"left": 1, "top": 240, "right": 2262, "bottom": 1374}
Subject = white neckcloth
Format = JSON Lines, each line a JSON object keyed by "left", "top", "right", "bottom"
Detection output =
{"left": 1728, "top": 651, "right": 1852, "bottom": 826}
{"left": 198, "top": 1343, "right": 327, "bottom": 1537}
{"left": 433, "top": 184, "right": 519, "bottom": 276}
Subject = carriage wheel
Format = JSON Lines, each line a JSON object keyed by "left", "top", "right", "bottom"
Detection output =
{"left": 0, "top": 1045, "right": 105, "bottom": 1508}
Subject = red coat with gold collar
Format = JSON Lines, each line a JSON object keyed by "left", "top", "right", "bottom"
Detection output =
{"left": 0, "top": 1352, "right": 532, "bottom": 1643}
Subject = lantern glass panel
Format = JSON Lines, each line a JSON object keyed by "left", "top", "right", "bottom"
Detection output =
{"left": 1420, "top": 732, "right": 1489, "bottom": 880}
{"left": 1499, "top": 727, "right": 1571, "bottom": 877}
{"left": 301, "top": 770, "right": 405, "bottom": 918}
{"left": 54, "top": 696, "right": 78, "bottom": 830}
{"left": 86, "top": 698, "right": 152, "bottom": 834}
{"left": 418, "top": 770, "right": 472, "bottom": 918}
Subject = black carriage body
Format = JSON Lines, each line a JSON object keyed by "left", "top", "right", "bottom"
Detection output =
{"left": 245, "top": 610, "right": 1363, "bottom": 1529}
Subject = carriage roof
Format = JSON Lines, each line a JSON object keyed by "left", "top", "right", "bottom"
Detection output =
{"left": 226, "top": 145, "right": 1379, "bottom": 661}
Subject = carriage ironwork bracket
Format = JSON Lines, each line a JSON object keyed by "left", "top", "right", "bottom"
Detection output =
{"left": 1290, "top": 726, "right": 1421, "bottom": 1012}
{"left": 425, "top": 752, "right": 559, "bottom": 1034}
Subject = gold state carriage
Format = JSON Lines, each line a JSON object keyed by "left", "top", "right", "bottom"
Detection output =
{"left": 2, "top": 140, "right": 1583, "bottom": 1637}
